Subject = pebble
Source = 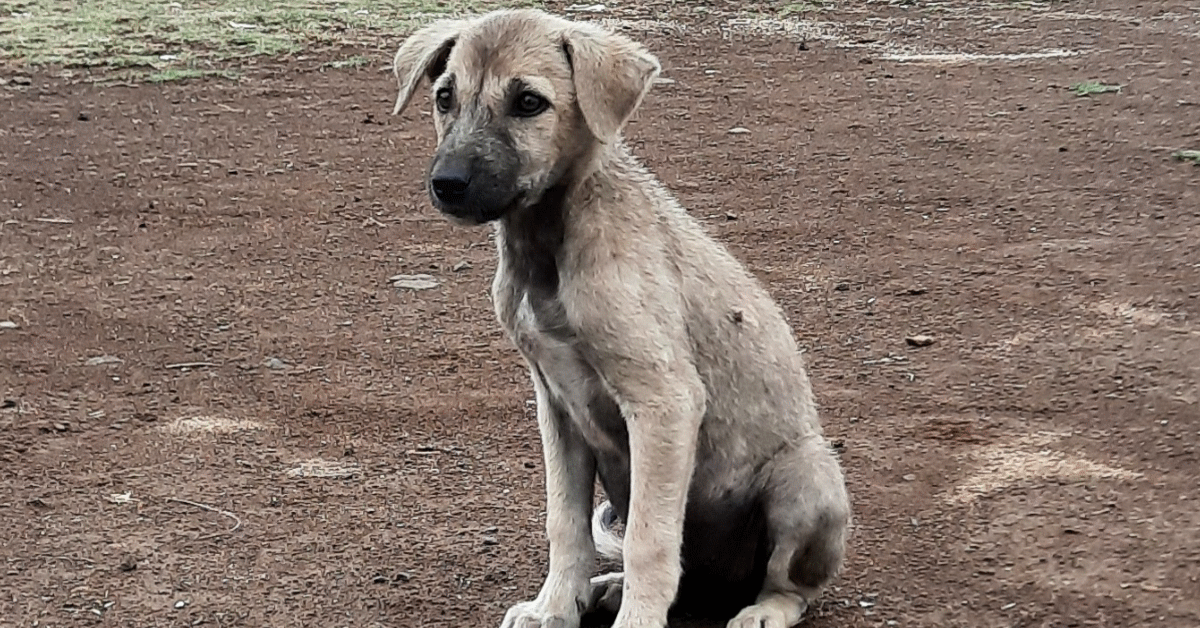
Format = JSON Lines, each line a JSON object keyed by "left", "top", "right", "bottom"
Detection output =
{"left": 390, "top": 273, "right": 439, "bottom": 290}
{"left": 263, "top": 357, "right": 287, "bottom": 370}
{"left": 905, "top": 334, "right": 935, "bottom": 347}
{"left": 565, "top": 3, "right": 608, "bottom": 13}
{"left": 84, "top": 355, "right": 123, "bottom": 366}
{"left": 0, "top": 321, "right": 17, "bottom": 329}
{"left": 728, "top": 127, "right": 751, "bottom": 135}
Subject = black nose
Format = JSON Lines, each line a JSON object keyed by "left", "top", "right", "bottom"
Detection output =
{"left": 431, "top": 174, "right": 470, "bottom": 206}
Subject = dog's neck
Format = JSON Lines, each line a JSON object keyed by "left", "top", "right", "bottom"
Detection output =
{"left": 497, "top": 181, "right": 570, "bottom": 296}
{"left": 496, "top": 137, "right": 641, "bottom": 295}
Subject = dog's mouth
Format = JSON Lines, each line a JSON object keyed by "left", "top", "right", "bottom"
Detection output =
{"left": 434, "top": 190, "right": 528, "bottom": 226}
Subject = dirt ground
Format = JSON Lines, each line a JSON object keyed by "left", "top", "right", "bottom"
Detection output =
{"left": 2, "top": 1, "right": 1198, "bottom": 627}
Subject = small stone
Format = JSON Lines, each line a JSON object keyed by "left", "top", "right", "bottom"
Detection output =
{"left": 174, "top": 600, "right": 188, "bottom": 609}
{"left": 653, "top": 77, "right": 676, "bottom": 85}
{"left": 481, "top": 536, "right": 499, "bottom": 546}
{"left": 902, "top": 474, "right": 916, "bottom": 481}
{"left": 905, "top": 334, "right": 935, "bottom": 347}
{"left": 285, "top": 459, "right": 361, "bottom": 479}
{"left": 724, "top": 211, "right": 738, "bottom": 220}
{"left": 452, "top": 261, "right": 472, "bottom": 272}
{"left": 390, "top": 273, "right": 439, "bottom": 290}
{"left": 12, "top": 75, "right": 32, "bottom": 86}
{"left": 263, "top": 357, "right": 287, "bottom": 370}
{"left": 565, "top": 3, "right": 607, "bottom": 13}
{"left": 727, "top": 127, "right": 751, "bottom": 135}
{"left": 53, "top": 422, "right": 70, "bottom": 432}
{"left": 85, "top": 355, "right": 123, "bottom": 366}
{"left": 0, "top": 321, "right": 17, "bottom": 329}
{"left": 78, "top": 112, "right": 90, "bottom": 121}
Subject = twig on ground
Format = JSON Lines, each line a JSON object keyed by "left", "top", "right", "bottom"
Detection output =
{"left": 164, "top": 362, "right": 216, "bottom": 370}
{"left": 167, "top": 497, "right": 243, "bottom": 539}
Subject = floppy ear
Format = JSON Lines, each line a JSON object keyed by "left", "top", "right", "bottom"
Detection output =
{"left": 392, "top": 19, "right": 469, "bottom": 116}
{"left": 563, "top": 25, "right": 662, "bottom": 142}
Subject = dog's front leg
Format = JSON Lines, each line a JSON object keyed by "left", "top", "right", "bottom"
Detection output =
{"left": 501, "top": 369, "right": 597, "bottom": 628}
{"left": 611, "top": 378, "right": 705, "bottom": 628}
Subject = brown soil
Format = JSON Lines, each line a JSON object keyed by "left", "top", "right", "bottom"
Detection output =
{"left": 2, "top": 1, "right": 1197, "bottom": 627}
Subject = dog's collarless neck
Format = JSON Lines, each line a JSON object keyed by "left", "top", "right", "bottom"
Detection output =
{"left": 498, "top": 182, "right": 569, "bottom": 295}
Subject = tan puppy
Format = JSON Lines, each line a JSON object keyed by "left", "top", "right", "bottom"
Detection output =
{"left": 391, "top": 9, "right": 851, "bottom": 628}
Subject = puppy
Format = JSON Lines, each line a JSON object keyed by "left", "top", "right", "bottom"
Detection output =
{"left": 391, "top": 9, "right": 851, "bottom": 628}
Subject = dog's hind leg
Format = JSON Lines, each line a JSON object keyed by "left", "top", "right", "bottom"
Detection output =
{"left": 727, "top": 437, "right": 850, "bottom": 628}
{"left": 587, "top": 572, "right": 624, "bottom": 615}
{"left": 583, "top": 502, "right": 625, "bottom": 615}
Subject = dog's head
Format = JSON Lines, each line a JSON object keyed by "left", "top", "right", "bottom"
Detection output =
{"left": 391, "top": 9, "right": 661, "bottom": 225}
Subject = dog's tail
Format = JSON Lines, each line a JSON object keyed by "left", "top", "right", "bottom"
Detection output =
{"left": 591, "top": 500, "right": 624, "bottom": 560}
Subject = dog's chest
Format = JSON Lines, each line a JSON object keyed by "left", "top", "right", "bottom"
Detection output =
{"left": 500, "top": 287, "right": 628, "bottom": 456}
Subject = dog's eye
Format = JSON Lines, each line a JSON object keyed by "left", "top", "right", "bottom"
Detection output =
{"left": 512, "top": 91, "right": 549, "bottom": 118}
{"left": 435, "top": 87, "right": 453, "bottom": 114}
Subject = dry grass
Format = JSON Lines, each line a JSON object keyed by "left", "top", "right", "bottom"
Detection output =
{"left": 946, "top": 432, "right": 1144, "bottom": 505}
{"left": 0, "top": 0, "right": 533, "bottom": 80}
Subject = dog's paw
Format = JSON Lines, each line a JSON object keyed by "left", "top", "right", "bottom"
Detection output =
{"left": 726, "top": 599, "right": 808, "bottom": 628}
{"left": 587, "top": 572, "right": 623, "bottom": 614}
{"left": 499, "top": 601, "right": 579, "bottom": 628}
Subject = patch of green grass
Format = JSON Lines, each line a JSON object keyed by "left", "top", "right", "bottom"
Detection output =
{"left": 324, "top": 54, "right": 369, "bottom": 69}
{"left": 0, "top": 0, "right": 535, "bottom": 80}
{"left": 146, "top": 67, "right": 240, "bottom": 83}
{"left": 778, "top": 0, "right": 834, "bottom": 15}
{"left": 1069, "top": 80, "right": 1123, "bottom": 97}
{"left": 1172, "top": 149, "right": 1200, "bottom": 166}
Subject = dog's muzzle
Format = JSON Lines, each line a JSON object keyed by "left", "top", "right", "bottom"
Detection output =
{"left": 427, "top": 151, "right": 521, "bottom": 225}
